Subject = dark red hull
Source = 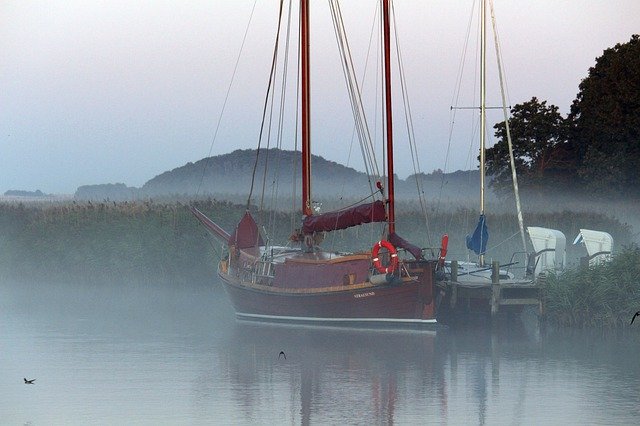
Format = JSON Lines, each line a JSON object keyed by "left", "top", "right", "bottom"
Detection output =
{"left": 217, "top": 264, "right": 437, "bottom": 327}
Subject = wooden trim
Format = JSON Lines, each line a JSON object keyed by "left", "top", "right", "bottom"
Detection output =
{"left": 284, "top": 253, "right": 371, "bottom": 265}
{"left": 219, "top": 271, "right": 415, "bottom": 295}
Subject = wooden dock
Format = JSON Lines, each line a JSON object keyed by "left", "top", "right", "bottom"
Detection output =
{"left": 437, "top": 260, "right": 544, "bottom": 322}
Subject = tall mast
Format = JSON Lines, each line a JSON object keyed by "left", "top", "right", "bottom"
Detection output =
{"left": 488, "top": 2, "right": 528, "bottom": 259}
{"left": 382, "top": 0, "right": 395, "bottom": 235}
{"left": 479, "top": 0, "right": 487, "bottom": 264}
{"left": 301, "top": 0, "right": 312, "bottom": 217}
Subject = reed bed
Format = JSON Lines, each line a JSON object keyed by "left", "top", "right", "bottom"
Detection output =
{"left": 0, "top": 199, "right": 634, "bottom": 291}
{"left": 0, "top": 199, "right": 245, "bottom": 285}
{"left": 543, "top": 245, "right": 640, "bottom": 328}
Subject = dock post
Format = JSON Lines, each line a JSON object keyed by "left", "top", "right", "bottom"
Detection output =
{"left": 450, "top": 261, "right": 458, "bottom": 309}
{"left": 491, "top": 261, "right": 500, "bottom": 318}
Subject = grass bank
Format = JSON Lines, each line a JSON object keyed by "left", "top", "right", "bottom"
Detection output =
{"left": 543, "top": 245, "right": 640, "bottom": 328}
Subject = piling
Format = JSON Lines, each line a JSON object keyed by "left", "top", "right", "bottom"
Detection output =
{"left": 491, "top": 261, "right": 500, "bottom": 317}
{"left": 450, "top": 260, "right": 458, "bottom": 309}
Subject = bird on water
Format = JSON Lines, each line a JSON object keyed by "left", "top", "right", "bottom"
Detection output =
{"left": 631, "top": 311, "right": 640, "bottom": 325}
{"left": 24, "top": 378, "right": 35, "bottom": 384}
{"left": 278, "top": 351, "right": 286, "bottom": 360}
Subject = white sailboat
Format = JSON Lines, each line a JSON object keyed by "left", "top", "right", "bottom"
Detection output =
{"left": 442, "top": 0, "right": 526, "bottom": 284}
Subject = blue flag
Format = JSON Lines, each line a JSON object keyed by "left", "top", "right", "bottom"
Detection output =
{"left": 466, "top": 214, "right": 489, "bottom": 255}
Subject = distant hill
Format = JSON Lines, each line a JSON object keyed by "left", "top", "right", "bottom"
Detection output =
{"left": 74, "top": 183, "right": 140, "bottom": 201}
{"left": 142, "top": 148, "right": 483, "bottom": 200}
{"left": 75, "top": 149, "right": 483, "bottom": 202}
{"left": 142, "top": 149, "right": 375, "bottom": 198}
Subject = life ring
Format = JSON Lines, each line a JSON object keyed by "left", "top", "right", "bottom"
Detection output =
{"left": 438, "top": 234, "right": 449, "bottom": 266}
{"left": 372, "top": 240, "right": 398, "bottom": 274}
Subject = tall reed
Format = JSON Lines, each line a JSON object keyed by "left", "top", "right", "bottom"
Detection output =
{"left": 543, "top": 245, "right": 640, "bottom": 328}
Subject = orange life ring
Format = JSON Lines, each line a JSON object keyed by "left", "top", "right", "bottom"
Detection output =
{"left": 438, "top": 234, "right": 449, "bottom": 266}
{"left": 372, "top": 240, "right": 398, "bottom": 274}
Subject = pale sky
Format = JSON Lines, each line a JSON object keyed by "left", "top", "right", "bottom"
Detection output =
{"left": 2, "top": 0, "right": 639, "bottom": 194}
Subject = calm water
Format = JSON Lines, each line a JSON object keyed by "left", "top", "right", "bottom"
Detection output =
{"left": 2, "top": 280, "right": 639, "bottom": 425}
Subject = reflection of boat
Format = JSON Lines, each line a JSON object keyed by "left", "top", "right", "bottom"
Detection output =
{"left": 191, "top": 1, "right": 438, "bottom": 327}
{"left": 218, "top": 322, "right": 443, "bottom": 425}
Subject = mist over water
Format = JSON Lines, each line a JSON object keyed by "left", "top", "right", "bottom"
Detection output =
{"left": 2, "top": 279, "right": 639, "bottom": 424}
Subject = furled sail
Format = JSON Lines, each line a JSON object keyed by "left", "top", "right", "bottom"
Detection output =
{"left": 466, "top": 214, "right": 489, "bottom": 255}
{"left": 388, "top": 232, "right": 423, "bottom": 260}
{"left": 302, "top": 200, "right": 386, "bottom": 234}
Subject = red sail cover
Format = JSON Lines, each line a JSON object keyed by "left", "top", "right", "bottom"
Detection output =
{"left": 302, "top": 200, "right": 386, "bottom": 234}
{"left": 230, "top": 211, "right": 264, "bottom": 249}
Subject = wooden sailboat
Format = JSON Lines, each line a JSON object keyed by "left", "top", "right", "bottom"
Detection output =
{"left": 191, "top": 0, "right": 438, "bottom": 327}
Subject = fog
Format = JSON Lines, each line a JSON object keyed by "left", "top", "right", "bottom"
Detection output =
{"left": 2, "top": 278, "right": 640, "bottom": 424}
{"left": 2, "top": 1, "right": 639, "bottom": 194}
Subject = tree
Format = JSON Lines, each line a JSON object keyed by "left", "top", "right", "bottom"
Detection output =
{"left": 486, "top": 97, "right": 572, "bottom": 194}
{"left": 569, "top": 34, "right": 640, "bottom": 196}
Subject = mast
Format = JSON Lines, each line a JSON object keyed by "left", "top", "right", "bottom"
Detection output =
{"left": 382, "top": 0, "right": 395, "bottom": 235}
{"left": 301, "top": 0, "right": 312, "bottom": 217}
{"left": 488, "top": 2, "right": 528, "bottom": 258}
{"left": 479, "top": 0, "right": 487, "bottom": 264}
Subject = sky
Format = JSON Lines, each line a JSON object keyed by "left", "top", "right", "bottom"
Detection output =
{"left": 1, "top": 0, "right": 639, "bottom": 195}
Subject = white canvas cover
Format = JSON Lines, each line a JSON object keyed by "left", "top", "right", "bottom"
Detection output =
{"left": 527, "top": 227, "right": 566, "bottom": 276}
{"left": 573, "top": 229, "right": 613, "bottom": 265}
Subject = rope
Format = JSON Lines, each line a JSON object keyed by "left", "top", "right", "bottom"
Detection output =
{"left": 247, "top": 0, "right": 285, "bottom": 210}
{"left": 269, "top": 0, "right": 295, "bottom": 240}
{"left": 486, "top": 230, "right": 520, "bottom": 253}
{"left": 438, "top": 0, "right": 477, "bottom": 217}
{"left": 390, "top": 1, "right": 432, "bottom": 246}
{"left": 196, "top": 0, "right": 258, "bottom": 197}
{"left": 329, "top": 0, "right": 381, "bottom": 187}
{"left": 328, "top": 0, "right": 385, "bottom": 253}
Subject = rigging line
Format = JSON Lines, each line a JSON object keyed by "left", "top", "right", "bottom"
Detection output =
{"left": 489, "top": 0, "right": 527, "bottom": 255}
{"left": 485, "top": 230, "right": 520, "bottom": 253}
{"left": 489, "top": 1, "right": 513, "bottom": 107}
{"left": 326, "top": 0, "right": 369, "bottom": 253}
{"left": 343, "top": 0, "right": 380, "bottom": 185}
{"left": 378, "top": 0, "right": 387, "bottom": 189}
{"left": 328, "top": 0, "right": 381, "bottom": 254}
{"left": 437, "top": 0, "right": 477, "bottom": 216}
{"left": 197, "top": 0, "right": 258, "bottom": 197}
{"left": 390, "top": 0, "right": 432, "bottom": 245}
{"left": 247, "top": 0, "right": 286, "bottom": 210}
{"left": 466, "top": 0, "right": 481, "bottom": 173}
{"left": 462, "top": 0, "right": 482, "bottom": 240}
{"left": 269, "top": 0, "right": 295, "bottom": 240}
{"left": 258, "top": 65, "right": 279, "bottom": 218}
{"left": 327, "top": 191, "right": 380, "bottom": 213}
{"left": 328, "top": 0, "right": 362, "bottom": 213}
{"left": 330, "top": 0, "right": 380, "bottom": 187}
{"left": 370, "top": 2, "right": 382, "bottom": 248}
{"left": 291, "top": 0, "right": 300, "bottom": 233}
{"left": 338, "top": 0, "right": 381, "bottom": 184}
{"left": 260, "top": 1, "right": 293, "bottom": 221}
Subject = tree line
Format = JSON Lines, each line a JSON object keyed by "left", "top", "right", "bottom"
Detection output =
{"left": 486, "top": 34, "right": 639, "bottom": 198}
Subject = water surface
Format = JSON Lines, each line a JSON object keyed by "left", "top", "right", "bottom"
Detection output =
{"left": 2, "top": 280, "right": 638, "bottom": 424}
